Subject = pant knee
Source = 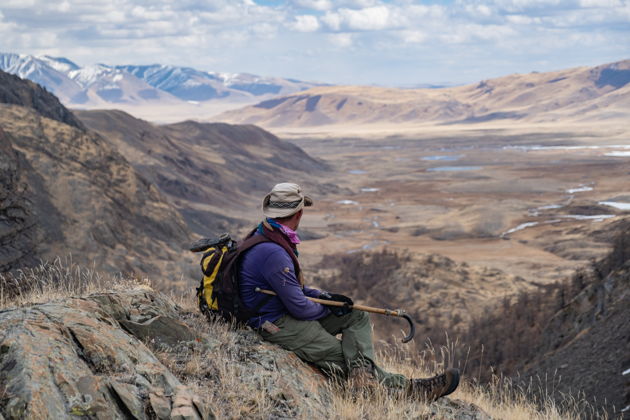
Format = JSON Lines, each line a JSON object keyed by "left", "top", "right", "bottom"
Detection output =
{"left": 350, "top": 309, "right": 370, "bottom": 324}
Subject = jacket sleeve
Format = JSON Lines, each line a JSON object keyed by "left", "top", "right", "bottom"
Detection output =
{"left": 262, "top": 249, "right": 329, "bottom": 320}
{"left": 302, "top": 286, "right": 324, "bottom": 298}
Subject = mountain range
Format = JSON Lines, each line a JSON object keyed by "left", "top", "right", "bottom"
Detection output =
{"left": 0, "top": 52, "right": 325, "bottom": 108}
{"left": 215, "top": 59, "right": 630, "bottom": 129}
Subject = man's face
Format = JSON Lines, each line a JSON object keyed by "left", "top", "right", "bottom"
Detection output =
{"left": 294, "top": 210, "right": 303, "bottom": 230}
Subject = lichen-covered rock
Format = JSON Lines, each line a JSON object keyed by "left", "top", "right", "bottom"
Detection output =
{"left": 0, "top": 287, "right": 211, "bottom": 419}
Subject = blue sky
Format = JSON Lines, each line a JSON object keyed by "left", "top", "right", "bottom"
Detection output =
{"left": 1, "top": 0, "right": 628, "bottom": 86}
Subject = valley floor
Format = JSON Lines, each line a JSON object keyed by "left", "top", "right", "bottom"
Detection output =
{"left": 279, "top": 124, "right": 630, "bottom": 287}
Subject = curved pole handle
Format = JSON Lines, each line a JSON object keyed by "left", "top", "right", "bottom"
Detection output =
{"left": 400, "top": 313, "right": 415, "bottom": 343}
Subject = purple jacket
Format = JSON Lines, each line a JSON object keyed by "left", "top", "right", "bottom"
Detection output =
{"left": 239, "top": 240, "right": 329, "bottom": 328}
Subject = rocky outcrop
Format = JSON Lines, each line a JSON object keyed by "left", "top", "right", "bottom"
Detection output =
{"left": 0, "top": 288, "right": 492, "bottom": 419}
{"left": 0, "top": 288, "right": 209, "bottom": 419}
{"left": 0, "top": 287, "right": 333, "bottom": 419}
{"left": 0, "top": 127, "right": 39, "bottom": 273}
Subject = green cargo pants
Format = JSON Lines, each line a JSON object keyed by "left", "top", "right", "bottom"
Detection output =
{"left": 259, "top": 309, "right": 408, "bottom": 389}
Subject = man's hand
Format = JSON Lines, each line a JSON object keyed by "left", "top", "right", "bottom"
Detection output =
{"left": 319, "top": 292, "right": 354, "bottom": 316}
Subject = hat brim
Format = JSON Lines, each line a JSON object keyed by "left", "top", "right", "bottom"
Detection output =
{"left": 262, "top": 195, "right": 313, "bottom": 218}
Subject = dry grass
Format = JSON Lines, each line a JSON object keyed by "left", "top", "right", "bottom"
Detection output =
{"left": 0, "top": 256, "right": 144, "bottom": 310}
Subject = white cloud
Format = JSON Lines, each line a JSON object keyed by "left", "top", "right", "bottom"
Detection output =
{"left": 321, "top": 11, "right": 342, "bottom": 30}
{"left": 0, "top": 0, "right": 36, "bottom": 6}
{"left": 290, "top": 15, "right": 321, "bottom": 32}
{"left": 251, "top": 23, "right": 278, "bottom": 39}
{"left": 343, "top": 6, "right": 395, "bottom": 30}
{"left": 323, "top": 6, "right": 406, "bottom": 31}
{"left": 440, "top": 23, "right": 518, "bottom": 44}
{"left": 579, "top": 0, "right": 623, "bottom": 6}
{"left": 57, "top": 1, "right": 71, "bottom": 13}
{"left": 342, "top": 0, "right": 381, "bottom": 7}
{"left": 482, "top": 0, "right": 566, "bottom": 13}
{"left": 463, "top": 4, "right": 494, "bottom": 17}
{"left": 328, "top": 32, "right": 354, "bottom": 47}
{"left": 291, "top": 0, "right": 333, "bottom": 11}
{"left": 505, "top": 14, "right": 542, "bottom": 24}
{"left": 398, "top": 30, "right": 427, "bottom": 43}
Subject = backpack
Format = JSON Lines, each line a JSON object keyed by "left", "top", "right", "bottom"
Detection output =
{"left": 190, "top": 233, "right": 270, "bottom": 323}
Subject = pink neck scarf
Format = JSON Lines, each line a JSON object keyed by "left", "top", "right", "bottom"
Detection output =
{"left": 278, "top": 223, "right": 301, "bottom": 245}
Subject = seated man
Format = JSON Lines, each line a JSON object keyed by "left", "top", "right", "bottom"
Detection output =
{"left": 239, "top": 182, "right": 459, "bottom": 400}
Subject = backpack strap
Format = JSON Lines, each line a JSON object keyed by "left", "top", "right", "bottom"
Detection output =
{"left": 226, "top": 234, "right": 273, "bottom": 318}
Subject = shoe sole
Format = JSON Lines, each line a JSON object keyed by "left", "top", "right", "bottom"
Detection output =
{"left": 443, "top": 368, "right": 460, "bottom": 396}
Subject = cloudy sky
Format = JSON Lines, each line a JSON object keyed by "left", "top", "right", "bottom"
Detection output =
{"left": 1, "top": 0, "right": 629, "bottom": 86}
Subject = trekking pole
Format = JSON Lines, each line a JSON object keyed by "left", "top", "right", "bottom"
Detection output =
{"left": 255, "top": 287, "right": 415, "bottom": 343}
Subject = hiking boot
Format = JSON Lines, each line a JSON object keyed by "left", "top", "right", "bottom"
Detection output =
{"left": 407, "top": 368, "right": 460, "bottom": 402}
{"left": 347, "top": 366, "right": 378, "bottom": 395}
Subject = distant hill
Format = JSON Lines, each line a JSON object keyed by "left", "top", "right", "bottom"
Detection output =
{"left": 76, "top": 109, "right": 328, "bottom": 236}
{"left": 215, "top": 60, "right": 630, "bottom": 128}
{"left": 0, "top": 53, "right": 326, "bottom": 108}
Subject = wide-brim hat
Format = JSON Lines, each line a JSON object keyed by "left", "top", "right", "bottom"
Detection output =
{"left": 262, "top": 183, "right": 313, "bottom": 218}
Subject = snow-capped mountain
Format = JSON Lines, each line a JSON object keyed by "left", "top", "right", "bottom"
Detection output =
{"left": 0, "top": 53, "right": 85, "bottom": 103}
{"left": 115, "top": 64, "right": 243, "bottom": 101}
{"left": 0, "top": 52, "right": 325, "bottom": 108}
{"left": 117, "top": 64, "right": 324, "bottom": 101}
{"left": 66, "top": 64, "right": 181, "bottom": 105}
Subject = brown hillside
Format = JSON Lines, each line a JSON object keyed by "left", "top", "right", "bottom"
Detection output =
{"left": 76, "top": 109, "right": 329, "bottom": 236}
{"left": 0, "top": 104, "right": 192, "bottom": 282}
{"left": 458, "top": 219, "right": 630, "bottom": 417}
{"left": 215, "top": 60, "right": 630, "bottom": 129}
{"left": 0, "top": 68, "right": 197, "bottom": 283}
{"left": 0, "top": 127, "right": 40, "bottom": 272}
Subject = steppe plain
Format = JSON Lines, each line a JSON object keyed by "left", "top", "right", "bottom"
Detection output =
{"left": 214, "top": 60, "right": 630, "bottom": 297}
{"left": 277, "top": 122, "right": 630, "bottom": 292}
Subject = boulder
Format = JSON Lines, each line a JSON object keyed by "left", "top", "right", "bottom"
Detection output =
{"left": 0, "top": 287, "right": 211, "bottom": 419}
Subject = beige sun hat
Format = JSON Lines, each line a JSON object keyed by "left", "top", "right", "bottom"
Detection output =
{"left": 262, "top": 183, "right": 313, "bottom": 218}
